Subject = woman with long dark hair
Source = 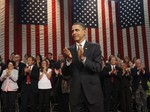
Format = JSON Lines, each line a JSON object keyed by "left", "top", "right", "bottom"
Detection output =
{"left": 38, "top": 60, "right": 52, "bottom": 112}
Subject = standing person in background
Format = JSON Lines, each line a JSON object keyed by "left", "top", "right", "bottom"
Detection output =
{"left": 35, "top": 54, "right": 42, "bottom": 68}
{"left": 14, "top": 54, "right": 26, "bottom": 93}
{"left": 20, "top": 56, "right": 39, "bottom": 112}
{"left": 6, "top": 52, "right": 15, "bottom": 64}
{"left": 38, "top": 60, "right": 52, "bottom": 112}
{"left": 103, "top": 56, "right": 122, "bottom": 112}
{"left": 62, "top": 22, "right": 104, "bottom": 112}
{"left": 0, "top": 61, "right": 18, "bottom": 112}
{"left": 131, "top": 59, "right": 148, "bottom": 112}
{"left": 47, "top": 52, "right": 56, "bottom": 68}
{"left": 0, "top": 55, "right": 7, "bottom": 93}
{"left": 120, "top": 62, "right": 132, "bottom": 112}
{"left": 54, "top": 55, "right": 70, "bottom": 112}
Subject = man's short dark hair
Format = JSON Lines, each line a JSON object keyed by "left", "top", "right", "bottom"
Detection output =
{"left": 48, "top": 52, "right": 53, "bottom": 56}
{"left": 28, "top": 56, "right": 35, "bottom": 62}
{"left": 73, "top": 22, "right": 86, "bottom": 30}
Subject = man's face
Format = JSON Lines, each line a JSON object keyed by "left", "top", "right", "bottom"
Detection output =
{"left": 27, "top": 57, "right": 34, "bottom": 66}
{"left": 110, "top": 57, "right": 117, "bottom": 65}
{"left": 14, "top": 55, "right": 20, "bottom": 62}
{"left": 135, "top": 59, "right": 141, "bottom": 67}
{"left": 72, "top": 25, "right": 86, "bottom": 43}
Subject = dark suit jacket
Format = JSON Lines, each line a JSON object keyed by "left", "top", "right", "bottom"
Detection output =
{"left": 62, "top": 41, "right": 103, "bottom": 105}
{"left": 16, "top": 62, "right": 26, "bottom": 92}
{"left": 21, "top": 65, "right": 39, "bottom": 93}
{"left": 102, "top": 64, "right": 122, "bottom": 92}
{"left": 131, "top": 67, "right": 148, "bottom": 92}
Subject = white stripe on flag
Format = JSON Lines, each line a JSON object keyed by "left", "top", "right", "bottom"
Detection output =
{"left": 22, "top": 25, "right": 27, "bottom": 58}
{"left": 112, "top": 1, "right": 118, "bottom": 56}
{"left": 40, "top": 25, "right": 45, "bottom": 57}
{"left": 122, "top": 29, "right": 128, "bottom": 57}
{"left": 137, "top": 26, "right": 145, "bottom": 65}
{"left": 56, "top": 0, "right": 61, "bottom": 55}
{"left": 105, "top": 0, "right": 111, "bottom": 57}
{"left": 31, "top": 25, "right": 36, "bottom": 57}
{"left": 91, "top": 28, "right": 96, "bottom": 43}
{"left": 64, "top": 0, "right": 69, "bottom": 48}
{"left": 47, "top": 0, "right": 53, "bottom": 53}
{"left": 9, "top": 0, "right": 14, "bottom": 55}
{"left": 97, "top": 0, "right": 104, "bottom": 56}
{"left": 129, "top": 27, "right": 136, "bottom": 59}
{"left": 0, "top": 0, "right": 5, "bottom": 59}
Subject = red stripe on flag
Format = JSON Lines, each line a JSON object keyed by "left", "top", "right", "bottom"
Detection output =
{"left": 141, "top": 25, "right": 149, "bottom": 69}
{"left": 108, "top": 0, "right": 114, "bottom": 55}
{"left": 14, "top": 0, "right": 18, "bottom": 54}
{"left": 68, "top": 0, "right": 74, "bottom": 46}
{"left": 60, "top": 0, "right": 65, "bottom": 54}
{"left": 126, "top": 28, "right": 132, "bottom": 59}
{"left": 18, "top": 25, "right": 22, "bottom": 58}
{"left": 52, "top": 0, "right": 57, "bottom": 60}
{"left": 35, "top": 26, "right": 40, "bottom": 55}
{"left": 5, "top": 0, "right": 9, "bottom": 62}
{"left": 95, "top": 29, "right": 99, "bottom": 44}
{"left": 26, "top": 25, "right": 31, "bottom": 55}
{"left": 115, "top": 2, "right": 124, "bottom": 58}
{"left": 102, "top": 0, "right": 108, "bottom": 59}
{"left": 88, "top": 28, "right": 92, "bottom": 42}
{"left": 133, "top": 27, "right": 140, "bottom": 58}
{"left": 44, "top": 25, "right": 48, "bottom": 57}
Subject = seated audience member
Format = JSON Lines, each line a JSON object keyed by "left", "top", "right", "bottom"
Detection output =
{"left": 0, "top": 61, "right": 19, "bottom": 112}
{"left": 38, "top": 60, "right": 52, "bottom": 112}
{"left": 131, "top": 59, "right": 148, "bottom": 112}
{"left": 120, "top": 62, "right": 132, "bottom": 112}
{"left": 103, "top": 56, "right": 122, "bottom": 112}
{"left": 20, "top": 56, "right": 39, "bottom": 112}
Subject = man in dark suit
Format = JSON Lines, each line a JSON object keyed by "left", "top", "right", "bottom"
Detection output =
{"left": 63, "top": 22, "right": 104, "bottom": 112}
{"left": 131, "top": 59, "right": 148, "bottom": 112}
{"left": 14, "top": 54, "right": 26, "bottom": 93}
{"left": 102, "top": 56, "right": 122, "bottom": 112}
{"left": 20, "top": 56, "right": 39, "bottom": 112}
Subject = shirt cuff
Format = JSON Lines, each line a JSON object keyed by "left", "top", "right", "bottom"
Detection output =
{"left": 66, "top": 60, "right": 72, "bottom": 66}
{"left": 81, "top": 57, "right": 86, "bottom": 64}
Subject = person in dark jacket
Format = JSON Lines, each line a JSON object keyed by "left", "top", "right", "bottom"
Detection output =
{"left": 120, "top": 62, "right": 132, "bottom": 112}
{"left": 131, "top": 59, "right": 148, "bottom": 112}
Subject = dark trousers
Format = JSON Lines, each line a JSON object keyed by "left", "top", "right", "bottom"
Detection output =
{"left": 120, "top": 87, "right": 132, "bottom": 112}
{"left": 104, "top": 86, "right": 119, "bottom": 112}
{"left": 1, "top": 91, "right": 17, "bottom": 112}
{"left": 20, "top": 85, "right": 38, "bottom": 112}
{"left": 38, "top": 89, "right": 51, "bottom": 112}
{"left": 57, "top": 93, "right": 70, "bottom": 112}
{"left": 71, "top": 87, "right": 103, "bottom": 112}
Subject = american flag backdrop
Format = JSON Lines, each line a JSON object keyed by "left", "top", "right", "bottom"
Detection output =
{"left": 0, "top": 0, "right": 150, "bottom": 70}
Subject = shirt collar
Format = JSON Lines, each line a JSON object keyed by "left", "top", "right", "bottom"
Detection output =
{"left": 76, "top": 39, "right": 86, "bottom": 48}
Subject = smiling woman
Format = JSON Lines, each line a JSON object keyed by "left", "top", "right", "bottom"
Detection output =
{"left": 0, "top": 60, "right": 18, "bottom": 112}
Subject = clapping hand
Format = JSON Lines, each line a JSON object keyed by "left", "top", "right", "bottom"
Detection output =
{"left": 63, "top": 47, "right": 72, "bottom": 62}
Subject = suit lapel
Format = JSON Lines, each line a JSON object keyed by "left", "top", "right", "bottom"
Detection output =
{"left": 83, "top": 41, "right": 90, "bottom": 57}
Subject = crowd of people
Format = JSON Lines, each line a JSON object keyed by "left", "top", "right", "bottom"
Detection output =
{"left": 0, "top": 52, "right": 149, "bottom": 112}
{"left": 0, "top": 22, "right": 150, "bottom": 112}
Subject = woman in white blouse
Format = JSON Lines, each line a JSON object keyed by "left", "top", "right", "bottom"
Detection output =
{"left": 38, "top": 60, "right": 52, "bottom": 112}
{"left": 0, "top": 61, "right": 18, "bottom": 112}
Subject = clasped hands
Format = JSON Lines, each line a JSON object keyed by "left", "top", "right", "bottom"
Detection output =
{"left": 63, "top": 45, "right": 85, "bottom": 62}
